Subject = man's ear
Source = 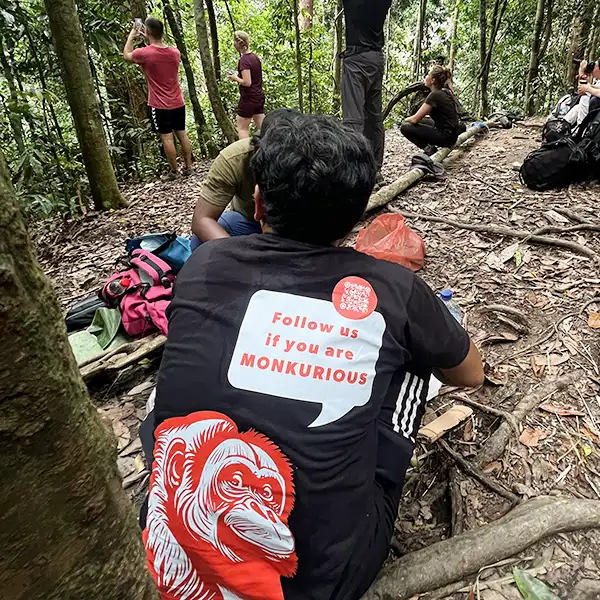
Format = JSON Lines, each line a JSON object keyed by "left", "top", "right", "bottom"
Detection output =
{"left": 254, "top": 184, "right": 265, "bottom": 223}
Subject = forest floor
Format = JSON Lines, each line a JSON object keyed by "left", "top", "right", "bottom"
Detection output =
{"left": 32, "top": 121, "right": 600, "bottom": 600}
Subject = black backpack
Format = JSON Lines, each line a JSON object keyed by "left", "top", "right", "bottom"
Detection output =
{"left": 520, "top": 137, "right": 587, "bottom": 191}
{"left": 542, "top": 118, "right": 572, "bottom": 143}
{"left": 573, "top": 107, "right": 600, "bottom": 176}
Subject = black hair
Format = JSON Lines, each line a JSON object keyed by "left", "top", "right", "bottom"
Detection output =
{"left": 145, "top": 17, "right": 164, "bottom": 40}
{"left": 250, "top": 114, "right": 376, "bottom": 245}
{"left": 250, "top": 108, "right": 301, "bottom": 154}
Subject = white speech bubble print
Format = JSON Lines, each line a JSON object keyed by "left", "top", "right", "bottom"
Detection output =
{"left": 227, "top": 290, "right": 386, "bottom": 427}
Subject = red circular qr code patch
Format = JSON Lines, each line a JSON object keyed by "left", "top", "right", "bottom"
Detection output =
{"left": 332, "top": 276, "right": 378, "bottom": 320}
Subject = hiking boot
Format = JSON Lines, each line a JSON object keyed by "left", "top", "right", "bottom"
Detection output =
{"left": 182, "top": 166, "right": 193, "bottom": 177}
{"left": 162, "top": 170, "right": 179, "bottom": 182}
{"left": 424, "top": 145, "right": 438, "bottom": 156}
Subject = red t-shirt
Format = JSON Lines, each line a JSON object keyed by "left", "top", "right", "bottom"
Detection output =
{"left": 132, "top": 45, "right": 185, "bottom": 110}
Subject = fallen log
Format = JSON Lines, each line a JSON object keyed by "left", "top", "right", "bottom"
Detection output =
{"left": 388, "top": 209, "right": 600, "bottom": 261}
{"left": 81, "top": 333, "right": 166, "bottom": 380}
{"left": 361, "top": 496, "right": 600, "bottom": 600}
{"left": 367, "top": 118, "right": 498, "bottom": 213}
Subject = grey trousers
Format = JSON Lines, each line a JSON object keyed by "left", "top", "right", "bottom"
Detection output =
{"left": 342, "top": 50, "right": 385, "bottom": 170}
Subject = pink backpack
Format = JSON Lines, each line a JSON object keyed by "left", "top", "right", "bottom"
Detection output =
{"left": 102, "top": 249, "right": 175, "bottom": 338}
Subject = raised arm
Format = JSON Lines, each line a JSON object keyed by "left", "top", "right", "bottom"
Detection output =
{"left": 123, "top": 27, "right": 139, "bottom": 62}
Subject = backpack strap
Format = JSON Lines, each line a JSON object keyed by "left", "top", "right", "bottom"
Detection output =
{"left": 130, "top": 249, "right": 172, "bottom": 285}
{"left": 574, "top": 107, "right": 600, "bottom": 143}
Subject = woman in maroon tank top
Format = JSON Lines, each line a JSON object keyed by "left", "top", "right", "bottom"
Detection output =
{"left": 227, "top": 31, "right": 265, "bottom": 139}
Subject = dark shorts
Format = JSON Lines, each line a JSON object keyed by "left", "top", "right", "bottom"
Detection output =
{"left": 237, "top": 94, "right": 265, "bottom": 119}
{"left": 148, "top": 105, "right": 186, "bottom": 134}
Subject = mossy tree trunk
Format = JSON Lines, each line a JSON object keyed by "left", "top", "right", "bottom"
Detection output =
{"left": 205, "top": 0, "right": 221, "bottom": 80}
{"left": 193, "top": 0, "right": 236, "bottom": 143}
{"left": 164, "top": 0, "right": 218, "bottom": 157}
{"left": 44, "top": 0, "right": 125, "bottom": 210}
{"left": 0, "top": 149, "right": 156, "bottom": 599}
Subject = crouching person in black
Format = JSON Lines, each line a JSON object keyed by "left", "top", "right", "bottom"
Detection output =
{"left": 401, "top": 65, "right": 460, "bottom": 156}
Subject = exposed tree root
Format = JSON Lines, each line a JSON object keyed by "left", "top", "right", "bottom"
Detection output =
{"left": 439, "top": 439, "right": 519, "bottom": 504}
{"left": 389, "top": 209, "right": 600, "bottom": 262}
{"left": 474, "top": 373, "right": 577, "bottom": 468}
{"left": 362, "top": 496, "right": 600, "bottom": 600}
{"left": 382, "top": 82, "right": 430, "bottom": 120}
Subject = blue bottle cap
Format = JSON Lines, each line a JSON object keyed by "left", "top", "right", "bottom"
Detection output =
{"left": 440, "top": 289, "right": 453, "bottom": 301}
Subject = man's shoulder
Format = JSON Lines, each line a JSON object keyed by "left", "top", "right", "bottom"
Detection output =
{"left": 219, "top": 138, "right": 253, "bottom": 162}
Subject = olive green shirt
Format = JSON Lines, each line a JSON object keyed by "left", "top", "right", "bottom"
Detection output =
{"left": 199, "top": 138, "right": 256, "bottom": 220}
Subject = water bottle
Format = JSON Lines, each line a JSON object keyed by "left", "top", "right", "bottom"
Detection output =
{"left": 108, "top": 277, "right": 131, "bottom": 298}
{"left": 440, "top": 289, "right": 462, "bottom": 324}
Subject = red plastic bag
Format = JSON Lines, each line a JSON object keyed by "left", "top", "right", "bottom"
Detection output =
{"left": 355, "top": 213, "right": 425, "bottom": 271}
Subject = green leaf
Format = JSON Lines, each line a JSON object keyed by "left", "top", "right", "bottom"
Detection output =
{"left": 513, "top": 568, "right": 560, "bottom": 600}
{"left": 88, "top": 307, "right": 122, "bottom": 349}
{"left": 68, "top": 331, "right": 104, "bottom": 364}
{"left": 515, "top": 248, "right": 522, "bottom": 268}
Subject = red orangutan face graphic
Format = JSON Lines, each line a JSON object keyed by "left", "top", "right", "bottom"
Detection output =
{"left": 144, "top": 411, "right": 297, "bottom": 600}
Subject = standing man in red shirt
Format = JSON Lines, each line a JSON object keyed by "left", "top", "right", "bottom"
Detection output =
{"left": 124, "top": 18, "right": 193, "bottom": 179}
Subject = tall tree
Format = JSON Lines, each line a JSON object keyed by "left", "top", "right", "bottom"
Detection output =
{"left": 0, "top": 35, "right": 26, "bottom": 154}
{"left": 164, "top": 0, "right": 218, "bottom": 156}
{"left": 131, "top": 0, "right": 147, "bottom": 20}
{"left": 332, "top": 0, "right": 343, "bottom": 114}
{"left": 194, "top": 0, "right": 236, "bottom": 143}
{"left": 476, "top": 0, "right": 508, "bottom": 117}
{"left": 292, "top": 0, "right": 304, "bottom": 112}
{"left": 411, "top": 0, "right": 427, "bottom": 79}
{"left": 43, "top": 0, "right": 125, "bottom": 210}
{"left": 0, "top": 148, "right": 156, "bottom": 599}
{"left": 300, "top": 0, "right": 314, "bottom": 30}
{"left": 524, "top": 0, "right": 552, "bottom": 115}
{"left": 448, "top": 0, "right": 460, "bottom": 71}
{"left": 205, "top": 0, "right": 221, "bottom": 80}
{"left": 565, "top": 0, "right": 593, "bottom": 89}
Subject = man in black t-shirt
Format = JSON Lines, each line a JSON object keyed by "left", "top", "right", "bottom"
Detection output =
{"left": 144, "top": 115, "right": 484, "bottom": 600}
{"left": 341, "top": 0, "right": 392, "bottom": 176}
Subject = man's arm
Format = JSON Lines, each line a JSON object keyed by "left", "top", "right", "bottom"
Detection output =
{"left": 123, "top": 27, "right": 143, "bottom": 63}
{"left": 580, "top": 83, "right": 600, "bottom": 98}
{"left": 405, "top": 276, "right": 484, "bottom": 389}
{"left": 192, "top": 199, "right": 230, "bottom": 241}
{"left": 435, "top": 341, "right": 484, "bottom": 388}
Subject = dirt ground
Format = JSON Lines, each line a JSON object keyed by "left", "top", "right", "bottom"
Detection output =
{"left": 32, "top": 122, "right": 600, "bottom": 599}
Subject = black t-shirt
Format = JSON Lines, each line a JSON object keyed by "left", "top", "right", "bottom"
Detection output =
{"left": 146, "top": 234, "right": 469, "bottom": 600}
{"left": 426, "top": 88, "right": 460, "bottom": 134}
{"left": 343, "top": 0, "right": 392, "bottom": 50}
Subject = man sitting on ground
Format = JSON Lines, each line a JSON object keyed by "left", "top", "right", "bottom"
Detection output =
{"left": 144, "top": 114, "right": 484, "bottom": 600}
{"left": 190, "top": 108, "right": 297, "bottom": 249}
{"left": 124, "top": 17, "right": 192, "bottom": 179}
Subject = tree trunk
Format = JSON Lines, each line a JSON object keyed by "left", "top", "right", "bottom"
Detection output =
{"left": 292, "top": 0, "right": 304, "bottom": 112}
{"left": 131, "top": 0, "right": 147, "bottom": 20}
{"left": 585, "top": 3, "right": 600, "bottom": 59}
{"left": 566, "top": 2, "right": 593, "bottom": 89}
{"left": 332, "top": 0, "right": 343, "bottom": 115}
{"left": 0, "top": 36, "right": 26, "bottom": 154}
{"left": 475, "top": 0, "right": 487, "bottom": 114}
{"left": 300, "top": 0, "right": 314, "bottom": 30}
{"left": 448, "top": 0, "right": 460, "bottom": 71}
{"left": 524, "top": 0, "right": 546, "bottom": 115}
{"left": 164, "top": 0, "right": 218, "bottom": 157}
{"left": 205, "top": 0, "right": 221, "bottom": 80}
{"left": 193, "top": 0, "right": 236, "bottom": 143}
{"left": 44, "top": 0, "right": 125, "bottom": 210}
{"left": 0, "top": 149, "right": 156, "bottom": 599}
{"left": 411, "top": 0, "right": 427, "bottom": 79}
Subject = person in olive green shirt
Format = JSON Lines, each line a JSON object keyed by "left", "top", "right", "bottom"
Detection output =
{"left": 191, "top": 109, "right": 298, "bottom": 247}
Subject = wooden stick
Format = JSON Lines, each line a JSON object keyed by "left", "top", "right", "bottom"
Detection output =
{"left": 474, "top": 373, "right": 577, "bottom": 469}
{"left": 366, "top": 118, "right": 501, "bottom": 213}
{"left": 438, "top": 439, "right": 520, "bottom": 504}
{"left": 449, "top": 466, "right": 464, "bottom": 537}
{"left": 81, "top": 334, "right": 166, "bottom": 380}
{"left": 389, "top": 209, "right": 600, "bottom": 261}
{"left": 361, "top": 496, "right": 600, "bottom": 600}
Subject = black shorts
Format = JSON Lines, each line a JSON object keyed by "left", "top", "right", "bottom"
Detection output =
{"left": 148, "top": 105, "right": 186, "bottom": 134}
